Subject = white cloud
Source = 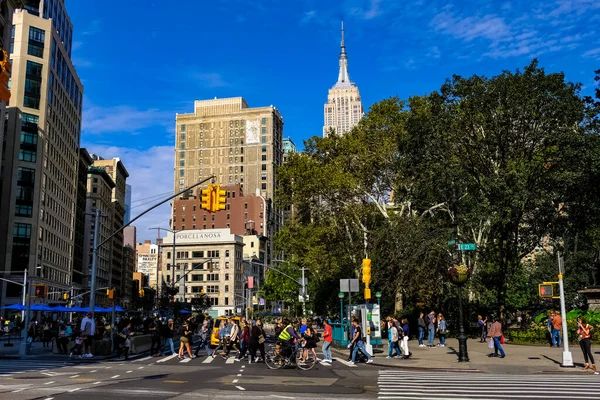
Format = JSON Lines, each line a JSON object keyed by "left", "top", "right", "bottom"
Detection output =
{"left": 82, "top": 144, "right": 174, "bottom": 243}
{"left": 300, "top": 10, "right": 316, "bottom": 24}
{"left": 191, "top": 72, "right": 229, "bottom": 88}
{"left": 82, "top": 105, "right": 174, "bottom": 135}
{"left": 583, "top": 47, "right": 600, "bottom": 59}
{"left": 350, "top": 0, "right": 383, "bottom": 20}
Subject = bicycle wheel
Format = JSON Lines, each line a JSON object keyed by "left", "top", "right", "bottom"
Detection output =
{"left": 296, "top": 348, "right": 316, "bottom": 371}
{"left": 265, "top": 349, "right": 285, "bottom": 370}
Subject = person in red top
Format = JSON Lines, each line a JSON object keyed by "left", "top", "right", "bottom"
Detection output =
{"left": 321, "top": 319, "right": 333, "bottom": 363}
{"left": 577, "top": 317, "right": 596, "bottom": 371}
{"left": 551, "top": 311, "right": 562, "bottom": 348}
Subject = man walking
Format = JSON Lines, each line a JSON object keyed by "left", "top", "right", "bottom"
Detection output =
{"left": 551, "top": 310, "right": 562, "bottom": 348}
{"left": 80, "top": 311, "right": 96, "bottom": 358}
{"left": 149, "top": 316, "right": 162, "bottom": 357}
{"left": 349, "top": 319, "right": 373, "bottom": 365}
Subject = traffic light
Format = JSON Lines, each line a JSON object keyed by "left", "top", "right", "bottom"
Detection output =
{"left": 32, "top": 284, "right": 47, "bottom": 298}
{"left": 63, "top": 292, "right": 69, "bottom": 301}
{"left": 139, "top": 289, "right": 145, "bottom": 298}
{"left": 0, "top": 48, "right": 11, "bottom": 103}
{"left": 538, "top": 283, "right": 553, "bottom": 298}
{"left": 201, "top": 185, "right": 213, "bottom": 211}
{"left": 364, "top": 288, "right": 371, "bottom": 300}
{"left": 107, "top": 288, "right": 115, "bottom": 300}
{"left": 362, "top": 258, "right": 371, "bottom": 286}
{"left": 212, "top": 184, "right": 227, "bottom": 211}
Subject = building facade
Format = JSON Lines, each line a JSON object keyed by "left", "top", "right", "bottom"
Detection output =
{"left": 123, "top": 183, "right": 131, "bottom": 225}
{"left": 160, "top": 229, "right": 245, "bottom": 316}
{"left": 72, "top": 147, "right": 92, "bottom": 290}
{"left": 282, "top": 137, "right": 296, "bottom": 163}
{"left": 0, "top": 0, "right": 24, "bottom": 176}
{"left": 0, "top": 1, "right": 83, "bottom": 307}
{"left": 172, "top": 184, "right": 267, "bottom": 236}
{"left": 91, "top": 156, "right": 129, "bottom": 303}
{"left": 136, "top": 239, "right": 158, "bottom": 289}
{"left": 122, "top": 225, "right": 136, "bottom": 302}
{"left": 323, "top": 23, "right": 364, "bottom": 138}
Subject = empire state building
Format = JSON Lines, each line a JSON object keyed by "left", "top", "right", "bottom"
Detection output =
{"left": 323, "top": 22, "right": 364, "bottom": 138}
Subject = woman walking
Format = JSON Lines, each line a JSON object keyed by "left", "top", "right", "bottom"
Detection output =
{"left": 578, "top": 317, "right": 596, "bottom": 371}
{"left": 177, "top": 321, "right": 194, "bottom": 360}
{"left": 487, "top": 316, "right": 505, "bottom": 358}
{"left": 401, "top": 318, "right": 411, "bottom": 359}
{"left": 303, "top": 323, "right": 318, "bottom": 361}
{"left": 478, "top": 315, "right": 487, "bottom": 342}
{"left": 386, "top": 320, "right": 400, "bottom": 358}
{"left": 117, "top": 322, "right": 134, "bottom": 360}
{"left": 427, "top": 311, "right": 436, "bottom": 348}
{"left": 437, "top": 314, "right": 447, "bottom": 347}
{"left": 321, "top": 319, "right": 333, "bottom": 363}
{"left": 250, "top": 319, "right": 266, "bottom": 363}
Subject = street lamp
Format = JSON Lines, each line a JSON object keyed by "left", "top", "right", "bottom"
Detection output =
{"left": 448, "top": 263, "right": 472, "bottom": 362}
{"left": 375, "top": 291, "right": 382, "bottom": 306}
{"left": 338, "top": 291, "right": 345, "bottom": 343}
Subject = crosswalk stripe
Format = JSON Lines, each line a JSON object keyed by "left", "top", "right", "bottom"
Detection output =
{"left": 133, "top": 356, "right": 152, "bottom": 362}
{"left": 157, "top": 354, "right": 177, "bottom": 363}
{"left": 202, "top": 357, "right": 214, "bottom": 364}
{"left": 226, "top": 357, "right": 235, "bottom": 364}
{"left": 333, "top": 357, "right": 356, "bottom": 367}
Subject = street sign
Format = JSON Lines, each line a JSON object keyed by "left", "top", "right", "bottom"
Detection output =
{"left": 458, "top": 243, "right": 477, "bottom": 251}
{"left": 447, "top": 239, "right": 456, "bottom": 246}
{"left": 339, "top": 279, "right": 359, "bottom": 293}
{"left": 298, "top": 295, "right": 305, "bottom": 303}
{"left": 367, "top": 313, "right": 372, "bottom": 321}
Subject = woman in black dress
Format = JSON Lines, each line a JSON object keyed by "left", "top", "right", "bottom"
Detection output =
{"left": 303, "top": 323, "right": 318, "bottom": 361}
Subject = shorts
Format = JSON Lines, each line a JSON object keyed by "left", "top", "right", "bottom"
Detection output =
{"left": 83, "top": 336, "right": 93, "bottom": 348}
{"left": 180, "top": 336, "right": 189, "bottom": 344}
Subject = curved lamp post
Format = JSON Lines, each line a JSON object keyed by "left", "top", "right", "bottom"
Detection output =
{"left": 448, "top": 263, "right": 472, "bottom": 362}
{"left": 375, "top": 291, "right": 382, "bottom": 306}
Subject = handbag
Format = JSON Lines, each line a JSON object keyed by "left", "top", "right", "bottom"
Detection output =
{"left": 487, "top": 339, "right": 494, "bottom": 349}
{"left": 500, "top": 335, "right": 505, "bottom": 344}
{"left": 258, "top": 334, "right": 265, "bottom": 344}
{"left": 124, "top": 338, "right": 131, "bottom": 347}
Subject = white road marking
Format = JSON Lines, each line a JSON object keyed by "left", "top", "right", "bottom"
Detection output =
{"left": 235, "top": 386, "right": 246, "bottom": 391}
{"left": 93, "top": 381, "right": 102, "bottom": 385}
{"left": 179, "top": 357, "right": 192, "bottom": 363}
{"left": 11, "top": 388, "right": 26, "bottom": 393}
{"left": 44, "top": 381, "right": 55, "bottom": 385}
{"left": 202, "top": 357, "right": 214, "bottom": 364}
{"left": 69, "top": 375, "right": 80, "bottom": 378}
{"left": 232, "top": 379, "right": 239, "bottom": 383}
{"left": 138, "top": 367, "right": 144, "bottom": 369}
{"left": 157, "top": 354, "right": 177, "bottom": 363}
{"left": 68, "top": 388, "right": 81, "bottom": 393}
{"left": 111, "top": 375, "right": 120, "bottom": 379}
{"left": 42, "top": 372, "right": 55, "bottom": 377}
{"left": 241, "top": 365, "right": 246, "bottom": 369}
{"left": 90, "top": 370, "right": 97, "bottom": 373}
{"left": 237, "top": 374, "right": 242, "bottom": 377}
{"left": 239, "top": 369, "right": 244, "bottom": 372}
{"left": 226, "top": 357, "right": 235, "bottom": 364}
{"left": 333, "top": 357, "right": 356, "bottom": 367}
{"left": 43, "top": 397, "right": 54, "bottom": 400}
{"left": 126, "top": 370, "right": 132, "bottom": 373}
{"left": 134, "top": 356, "right": 152, "bottom": 362}
{"left": 270, "top": 396, "right": 296, "bottom": 400}
{"left": 105, "top": 366, "right": 111, "bottom": 369}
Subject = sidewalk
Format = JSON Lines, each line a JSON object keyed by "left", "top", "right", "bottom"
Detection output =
{"left": 332, "top": 338, "right": 595, "bottom": 374}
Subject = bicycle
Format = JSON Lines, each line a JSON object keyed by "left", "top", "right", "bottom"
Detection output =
{"left": 265, "top": 343, "right": 316, "bottom": 371}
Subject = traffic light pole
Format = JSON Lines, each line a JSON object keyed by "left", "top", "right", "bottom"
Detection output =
{"left": 88, "top": 209, "right": 102, "bottom": 314}
{"left": 21, "top": 268, "right": 27, "bottom": 322}
{"left": 19, "top": 280, "right": 31, "bottom": 357}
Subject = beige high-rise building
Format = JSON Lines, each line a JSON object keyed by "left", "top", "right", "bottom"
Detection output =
{"left": 0, "top": 1, "right": 82, "bottom": 308}
{"left": 323, "top": 22, "right": 364, "bottom": 138}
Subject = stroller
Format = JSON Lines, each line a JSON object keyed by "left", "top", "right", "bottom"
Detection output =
{"left": 69, "top": 333, "right": 85, "bottom": 359}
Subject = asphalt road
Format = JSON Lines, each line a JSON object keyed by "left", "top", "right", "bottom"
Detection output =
{"left": 2, "top": 352, "right": 600, "bottom": 399}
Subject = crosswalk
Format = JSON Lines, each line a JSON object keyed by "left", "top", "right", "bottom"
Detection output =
{"left": 0, "top": 359, "right": 77, "bottom": 376}
{"left": 377, "top": 370, "right": 600, "bottom": 399}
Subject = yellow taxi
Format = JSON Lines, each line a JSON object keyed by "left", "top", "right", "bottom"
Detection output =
{"left": 210, "top": 315, "right": 242, "bottom": 346}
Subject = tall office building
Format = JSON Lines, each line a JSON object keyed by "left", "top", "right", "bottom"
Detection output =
{"left": 91, "top": 156, "right": 129, "bottom": 301}
{"left": 73, "top": 147, "right": 92, "bottom": 290}
{"left": 0, "top": 0, "right": 83, "bottom": 307}
{"left": 323, "top": 22, "right": 364, "bottom": 138}
{"left": 0, "top": 0, "right": 24, "bottom": 176}
{"left": 123, "top": 184, "right": 131, "bottom": 225}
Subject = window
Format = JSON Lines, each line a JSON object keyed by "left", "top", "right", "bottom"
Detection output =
{"left": 18, "top": 168, "right": 35, "bottom": 184}
{"left": 179, "top": 160, "right": 185, "bottom": 167}
{"left": 261, "top": 164, "right": 267, "bottom": 171}
{"left": 262, "top": 145, "right": 267, "bottom": 152}
{"left": 19, "top": 149, "right": 37, "bottom": 162}
{"left": 192, "top": 251, "right": 204, "bottom": 258}
{"left": 261, "top": 118, "right": 267, "bottom": 125}
{"left": 261, "top": 183, "right": 267, "bottom": 190}
{"left": 24, "top": 61, "right": 43, "bottom": 109}
{"left": 180, "top": 133, "right": 186, "bottom": 141}
{"left": 225, "top": 273, "right": 229, "bottom": 280}
{"left": 179, "top": 169, "right": 184, "bottom": 177}
{"left": 15, "top": 205, "right": 33, "bottom": 217}
{"left": 27, "top": 27, "right": 45, "bottom": 58}
{"left": 225, "top": 285, "right": 229, "bottom": 293}
{"left": 181, "top": 124, "right": 186, "bottom": 131}
{"left": 262, "top": 155, "right": 267, "bottom": 161}
{"left": 261, "top": 173, "right": 267, "bottom": 181}
{"left": 13, "top": 223, "right": 32, "bottom": 238}
{"left": 262, "top": 128, "right": 267, "bottom": 135}
{"left": 180, "top": 151, "right": 185, "bottom": 158}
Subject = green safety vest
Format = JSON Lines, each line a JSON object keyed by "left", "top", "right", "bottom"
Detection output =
{"left": 278, "top": 324, "right": 293, "bottom": 341}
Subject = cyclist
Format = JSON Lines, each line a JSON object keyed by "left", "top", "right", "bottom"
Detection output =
{"left": 277, "top": 319, "right": 301, "bottom": 359}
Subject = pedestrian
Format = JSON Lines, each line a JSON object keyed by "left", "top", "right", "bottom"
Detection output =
{"left": 162, "top": 319, "right": 176, "bottom": 356}
{"left": 224, "top": 318, "right": 240, "bottom": 359}
{"left": 386, "top": 320, "right": 400, "bottom": 359}
{"left": 577, "top": 317, "right": 596, "bottom": 371}
{"left": 236, "top": 321, "right": 251, "bottom": 361}
{"left": 349, "top": 319, "right": 373, "bottom": 365}
{"left": 250, "top": 319, "right": 266, "bottom": 363}
{"left": 487, "top": 316, "right": 505, "bottom": 358}
{"left": 547, "top": 311, "right": 554, "bottom": 347}
{"left": 417, "top": 312, "right": 426, "bottom": 347}
{"left": 401, "top": 318, "right": 411, "bottom": 359}
{"left": 212, "top": 320, "right": 227, "bottom": 358}
{"left": 299, "top": 318, "right": 308, "bottom": 335}
{"left": 177, "top": 321, "right": 194, "bottom": 360}
{"left": 347, "top": 317, "right": 356, "bottom": 361}
{"left": 551, "top": 310, "right": 562, "bottom": 348}
{"left": 117, "top": 322, "right": 134, "bottom": 360}
{"left": 57, "top": 322, "right": 71, "bottom": 354}
{"left": 321, "top": 319, "right": 333, "bottom": 363}
{"left": 80, "top": 311, "right": 96, "bottom": 358}
{"left": 149, "top": 316, "right": 162, "bottom": 357}
{"left": 427, "top": 311, "right": 436, "bottom": 348}
{"left": 477, "top": 315, "right": 487, "bottom": 342}
{"left": 437, "top": 314, "right": 447, "bottom": 347}
{"left": 195, "top": 319, "right": 212, "bottom": 357}
{"left": 303, "top": 323, "right": 318, "bottom": 361}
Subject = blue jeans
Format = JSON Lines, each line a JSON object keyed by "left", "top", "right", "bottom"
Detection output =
{"left": 439, "top": 334, "right": 446, "bottom": 346}
{"left": 322, "top": 341, "right": 332, "bottom": 361}
{"left": 493, "top": 336, "right": 505, "bottom": 357}
{"left": 163, "top": 338, "right": 175, "bottom": 355}
{"left": 388, "top": 340, "right": 400, "bottom": 357}
{"left": 551, "top": 328, "right": 562, "bottom": 347}
{"left": 351, "top": 341, "right": 372, "bottom": 362}
{"left": 427, "top": 328, "right": 435, "bottom": 346}
{"left": 418, "top": 327, "right": 424, "bottom": 345}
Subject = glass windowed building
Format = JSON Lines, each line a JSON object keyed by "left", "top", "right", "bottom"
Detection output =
{"left": 0, "top": 0, "right": 83, "bottom": 308}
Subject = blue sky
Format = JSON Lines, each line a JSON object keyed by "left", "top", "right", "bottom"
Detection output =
{"left": 70, "top": 0, "right": 600, "bottom": 241}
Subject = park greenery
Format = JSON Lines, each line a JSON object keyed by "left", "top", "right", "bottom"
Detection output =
{"left": 265, "top": 61, "right": 600, "bottom": 325}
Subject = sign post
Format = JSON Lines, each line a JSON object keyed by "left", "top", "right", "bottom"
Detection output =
{"left": 557, "top": 253, "right": 574, "bottom": 367}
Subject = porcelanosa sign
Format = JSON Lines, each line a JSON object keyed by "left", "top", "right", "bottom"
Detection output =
{"left": 174, "top": 231, "right": 231, "bottom": 243}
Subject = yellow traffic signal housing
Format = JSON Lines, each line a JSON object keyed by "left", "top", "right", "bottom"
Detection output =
{"left": 364, "top": 288, "right": 371, "bottom": 300}
{"left": 201, "top": 185, "right": 213, "bottom": 211}
{"left": 362, "top": 258, "right": 372, "bottom": 286}
{"left": 212, "top": 184, "right": 227, "bottom": 211}
{"left": 63, "top": 292, "right": 69, "bottom": 301}
{"left": 0, "top": 48, "right": 11, "bottom": 103}
{"left": 107, "top": 288, "right": 115, "bottom": 299}
{"left": 139, "top": 289, "right": 145, "bottom": 298}
{"left": 32, "top": 284, "right": 47, "bottom": 298}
